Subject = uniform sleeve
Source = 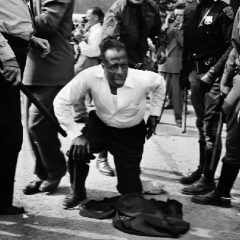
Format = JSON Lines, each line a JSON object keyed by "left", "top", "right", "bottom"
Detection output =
{"left": 220, "top": 48, "right": 237, "bottom": 88}
{"left": 53, "top": 72, "right": 90, "bottom": 140}
{"left": 0, "top": 33, "right": 15, "bottom": 62}
{"left": 148, "top": 72, "right": 166, "bottom": 116}
{"left": 34, "top": 0, "right": 71, "bottom": 35}
{"left": 211, "top": 5, "right": 233, "bottom": 78}
{"left": 101, "top": 10, "right": 121, "bottom": 40}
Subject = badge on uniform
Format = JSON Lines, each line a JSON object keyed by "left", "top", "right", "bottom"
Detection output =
{"left": 204, "top": 16, "right": 213, "bottom": 25}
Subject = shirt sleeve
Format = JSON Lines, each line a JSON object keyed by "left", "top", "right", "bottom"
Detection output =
{"left": 0, "top": 33, "right": 15, "bottom": 62}
{"left": 53, "top": 71, "right": 90, "bottom": 140}
{"left": 147, "top": 72, "right": 166, "bottom": 116}
{"left": 79, "top": 27, "right": 102, "bottom": 57}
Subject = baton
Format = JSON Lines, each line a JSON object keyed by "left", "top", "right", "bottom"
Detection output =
{"left": 209, "top": 111, "right": 223, "bottom": 171}
{"left": 18, "top": 82, "right": 67, "bottom": 137}
{"left": 181, "top": 87, "right": 188, "bottom": 133}
{"left": 209, "top": 95, "right": 225, "bottom": 171}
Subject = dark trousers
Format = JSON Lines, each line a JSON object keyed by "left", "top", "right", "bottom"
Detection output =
{"left": 190, "top": 71, "right": 222, "bottom": 174}
{"left": 222, "top": 79, "right": 240, "bottom": 165}
{"left": 26, "top": 86, "right": 66, "bottom": 180}
{"left": 0, "top": 34, "right": 28, "bottom": 207}
{"left": 68, "top": 111, "right": 146, "bottom": 195}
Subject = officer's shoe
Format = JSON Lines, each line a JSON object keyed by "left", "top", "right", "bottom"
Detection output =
{"left": 191, "top": 191, "right": 231, "bottom": 208}
{"left": 181, "top": 175, "right": 215, "bottom": 195}
{"left": 39, "top": 179, "right": 61, "bottom": 193}
{"left": 180, "top": 168, "right": 202, "bottom": 185}
{"left": 96, "top": 158, "right": 115, "bottom": 177}
{"left": 62, "top": 190, "right": 86, "bottom": 209}
{"left": 0, "top": 206, "right": 25, "bottom": 215}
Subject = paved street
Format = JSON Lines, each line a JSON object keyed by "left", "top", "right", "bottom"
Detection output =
{"left": 0, "top": 102, "right": 240, "bottom": 240}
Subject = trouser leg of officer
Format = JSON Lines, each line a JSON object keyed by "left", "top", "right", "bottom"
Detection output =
{"left": 182, "top": 71, "right": 221, "bottom": 195}
{"left": 25, "top": 86, "right": 66, "bottom": 192}
{"left": 191, "top": 84, "right": 240, "bottom": 207}
{"left": 180, "top": 70, "right": 205, "bottom": 185}
{"left": 0, "top": 35, "right": 28, "bottom": 214}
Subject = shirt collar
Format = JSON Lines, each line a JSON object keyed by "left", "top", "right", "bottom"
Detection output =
{"left": 95, "top": 66, "right": 134, "bottom": 88}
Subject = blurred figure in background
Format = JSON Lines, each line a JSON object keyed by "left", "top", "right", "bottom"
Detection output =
{"left": 158, "top": 3, "right": 185, "bottom": 127}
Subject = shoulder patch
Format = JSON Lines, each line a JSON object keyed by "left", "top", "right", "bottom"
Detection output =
{"left": 223, "top": 6, "right": 234, "bottom": 20}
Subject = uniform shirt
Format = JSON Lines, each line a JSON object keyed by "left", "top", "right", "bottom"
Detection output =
{"left": 54, "top": 65, "right": 166, "bottom": 140}
{"left": 0, "top": 0, "right": 34, "bottom": 41}
{"left": 0, "top": 0, "right": 34, "bottom": 62}
{"left": 79, "top": 23, "right": 102, "bottom": 58}
{"left": 0, "top": 33, "right": 15, "bottom": 61}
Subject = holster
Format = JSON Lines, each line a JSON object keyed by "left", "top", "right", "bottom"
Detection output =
{"left": 192, "top": 58, "right": 217, "bottom": 74}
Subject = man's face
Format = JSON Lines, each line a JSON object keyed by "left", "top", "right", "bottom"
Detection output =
{"left": 174, "top": 9, "right": 184, "bottom": 25}
{"left": 128, "top": 0, "right": 144, "bottom": 5}
{"left": 86, "top": 9, "right": 97, "bottom": 26}
{"left": 102, "top": 49, "right": 129, "bottom": 89}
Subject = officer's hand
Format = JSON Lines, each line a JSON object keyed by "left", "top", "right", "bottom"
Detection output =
{"left": 156, "top": 46, "right": 166, "bottom": 64}
{"left": 30, "top": 36, "right": 51, "bottom": 57}
{"left": 69, "top": 135, "right": 90, "bottom": 160}
{"left": 0, "top": 58, "right": 21, "bottom": 86}
{"left": 220, "top": 84, "right": 230, "bottom": 97}
{"left": 199, "top": 80, "right": 211, "bottom": 93}
{"left": 146, "top": 115, "right": 158, "bottom": 140}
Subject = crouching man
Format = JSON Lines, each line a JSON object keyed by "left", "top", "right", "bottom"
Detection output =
{"left": 53, "top": 38, "right": 166, "bottom": 209}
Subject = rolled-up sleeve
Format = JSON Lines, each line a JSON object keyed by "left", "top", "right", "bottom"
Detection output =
{"left": 53, "top": 73, "right": 89, "bottom": 140}
{"left": 0, "top": 33, "right": 15, "bottom": 61}
{"left": 148, "top": 72, "right": 166, "bottom": 116}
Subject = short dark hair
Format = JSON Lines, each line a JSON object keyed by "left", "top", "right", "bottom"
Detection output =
{"left": 99, "top": 38, "right": 127, "bottom": 63}
{"left": 91, "top": 7, "right": 104, "bottom": 24}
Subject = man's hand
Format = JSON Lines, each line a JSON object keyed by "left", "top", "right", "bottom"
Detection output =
{"left": 157, "top": 48, "right": 166, "bottom": 65}
{"left": 146, "top": 115, "right": 158, "bottom": 140}
{"left": 30, "top": 36, "right": 51, "bottom": 57}
{"left": 0, "top": 58, "right": 21, "bottom": 85}
{"left": 220, "top": 84, "right": 230, "bottom": 97}
{"left": 69, "top": 135, "right": 90, "bottom": 160}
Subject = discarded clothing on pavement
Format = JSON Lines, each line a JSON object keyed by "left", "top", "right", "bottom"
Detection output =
{"left": 79, "top": 193, "right": 190, "bottom": 238}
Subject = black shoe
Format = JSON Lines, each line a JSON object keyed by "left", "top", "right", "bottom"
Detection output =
{"left": 182, "top": 175, "right": 215, "bottom": 195}
{"left": 0, "top": 206, "right": 25, "bottom": 215}
{"left": 180, "top": 168, "right": 202, "bottom": 185}
{"left": 23, "top": 179, "right": 42, "bottom": 195}
{"left": 62, "top": 191, "right": 86, "bottom": 209}
{"left": 191, "top": 191, "right": 231, "bottom": 208}
{"left": 164, "top": 103, "right": 173, "bottom": 109}
{"left": 96, "top": 158, "right": 115, "bottom": 177}
{"left": 39, "top": 179, "right": 61, "bottom": 193}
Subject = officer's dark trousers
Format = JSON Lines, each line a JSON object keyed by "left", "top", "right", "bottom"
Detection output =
{"left": 0, "top": 34, "right": 28, "bottom": 207}
{"left": 222, "top": 78, "right": 240, "bottom": 165}
{"left": 26, "top": 86, "right": 66, "bottom": 180}
{"left": 68, "top": 111, "right": 146, "bottom": 195}
{"left": 190, "top": 71, "right": 222, "bottom": 175}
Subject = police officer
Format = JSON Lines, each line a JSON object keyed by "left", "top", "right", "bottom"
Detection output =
{"left": 179, "top": 0, "right": 233, "bottom": 197}
{"left": 191, "top": 6, "right": 240, "bottom": 207}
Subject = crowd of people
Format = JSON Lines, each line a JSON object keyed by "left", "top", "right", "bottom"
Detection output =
{"left": 0, "top": 0, "right": 240, "bottom": 221}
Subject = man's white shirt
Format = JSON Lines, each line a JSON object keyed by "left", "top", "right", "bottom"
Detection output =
{"left": 54, "top": 65, "right": 166, "bottom": 140}
{"left": 79, "top": 23, "right": 102, "bottom": 57}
